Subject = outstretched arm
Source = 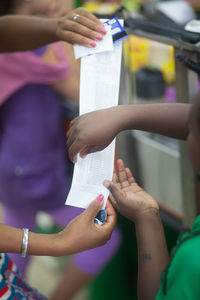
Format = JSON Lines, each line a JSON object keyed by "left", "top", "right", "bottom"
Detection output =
{"left": 0, "top": 7, "right": 106, "bottom": 52}
{"left": 67, "top": 103, "right": 190, "bottom": 162}
{"left": 0, "top": 196, "right": 117, "bottom": 256}
{"left": 104, "top": 159, "right": 169, "bottom": 300}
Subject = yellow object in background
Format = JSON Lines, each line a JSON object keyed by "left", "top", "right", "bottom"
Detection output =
{"left": 161, "top": 47, "right": 175, "bottom": 85}
{"left": 123, "top": 38, "right": 130, "bottom": 69}
{"left": 83, "top": 1, "right": 120, "bottom": 13}
{"left": 83, "top": 1, "right": 100, "bottom": 12}
{"left": 82, "top": 1, "right": 175, "bottom": 84}
{"left": 125, "top": 35, "right": 150, "bottom": 72}
{"left": 124, "top": 35, "right": 175, "bottom": 84}
{"left": 148, "top": 41, "right": 175, "bottom": 84}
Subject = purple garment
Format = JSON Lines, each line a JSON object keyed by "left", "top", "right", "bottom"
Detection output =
{"left": 0, "top": 43, "right": 70, "bottom": 105}
{"left": 0, "top": 80, "right": 122, "bottom": 278}
{"left": 0, "top": 82, "right": 71, "bottom": 211}
{"left": 0, "top": 47, "right": 122, "bottom": 278}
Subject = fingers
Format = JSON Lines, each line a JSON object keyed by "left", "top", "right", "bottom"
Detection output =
{"left": 74, "top": 7, "right": 104, "bottom": 30}
{"left": 67, "top": 137, "right": 98, "bottom": 163}
{"left": 68, "top": 116, "right": 78, "bottom": 129}
{"left": 67, "top": 120, "right": 84, "bottom": 162}
{"left": 66, "top": 121, "right": 77, "bottom": 149}
{"left": 60, "top": 7, "right": 106, "bottom": 48}
{"left": 125, "top": 168, "right": 136, "bottom": 185}
{"left": 80, "top": 145, "right": 94, "bottom": 158}
{"left": 66, "top": 21, "right": 102, "bottom": 42}
{"left": 103, "top": 200, "right": 117, "bottom": 230}
{"left": 84, "top": 195, "right": 104, "bottom": 219}
{"left": 71, "top": 15, "right": 104, "bottom": 39}
{"left": 112, "top": 171, "right": 119, "bottom": 184}
{"left": 105, "top": 200, "right": 116, "bottom": 218}
{"left": 110, "top": 171, "right": 121, "bottom": 203}
{"left": 59, "top": 27, "right": 98, "bottom": 48}
{"left": 103, "top": 180, "right": 122, "bottom": 209}
{"left": 67, "top": 120, "right": 102, "bottom": 162}
{"left": 68, "top": 140, "right": 84, "bottom": 163}
{"left": 116, "top": 159, "right": 130, "bottom": 188}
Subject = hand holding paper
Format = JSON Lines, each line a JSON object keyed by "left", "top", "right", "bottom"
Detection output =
{"left": 66, "top": 19, "right": 124, "bottom": 210}
{"left": 61, "top": 197, "right": 117, "bottom": 254}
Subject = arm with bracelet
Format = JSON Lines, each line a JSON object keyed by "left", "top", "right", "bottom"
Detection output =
{"left": 0, "top": 197, "right": 116, "bottom": 257}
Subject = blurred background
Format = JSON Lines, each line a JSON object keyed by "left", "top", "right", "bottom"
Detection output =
{"left": 1, "top": 0, "right": 200, "bottom": 299}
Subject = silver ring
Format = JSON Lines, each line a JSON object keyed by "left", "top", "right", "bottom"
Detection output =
{"left": 73, "top": 14, "right": 80, "bottom": 22}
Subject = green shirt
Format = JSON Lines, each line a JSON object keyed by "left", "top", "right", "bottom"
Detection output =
{"left": 156, "top": 216, "right": 200, "bottom": 300}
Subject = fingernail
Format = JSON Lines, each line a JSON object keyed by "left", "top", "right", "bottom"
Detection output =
{"left": 100, "top": 28, "right": 107, "bottom": 34}
{"left": 96, "top": 194, "right": 104, "bottom": 202}
{"left": 89, "top": 41, "right": 96, "bottom": 47}
{"left": 96, "top": 34, "right": 103, "bottom": 41}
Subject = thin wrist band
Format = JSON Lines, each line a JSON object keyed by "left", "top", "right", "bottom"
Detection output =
{"left": 21, "top": 228, "right": 29, "bottom": 258}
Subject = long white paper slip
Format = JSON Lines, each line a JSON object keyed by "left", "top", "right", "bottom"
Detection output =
{"left": 66, "top": 21, "right": 123, "bottom": 209}
{"left": 73, "top": 25, "right": 113, "bottom": 60}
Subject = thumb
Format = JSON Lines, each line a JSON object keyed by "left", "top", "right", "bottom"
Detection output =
{"left": 85, "top": 194, "right": 104, "bottom": 219}
{"left": 103, "top": 180, "right": 122, "bottom": 202}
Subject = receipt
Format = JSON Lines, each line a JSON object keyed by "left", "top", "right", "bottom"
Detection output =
{"left": 74, "top": 25, "right": 113, "bottom": 60}
{"left": 66, "top": 21, "right": 123, "bottom": 209}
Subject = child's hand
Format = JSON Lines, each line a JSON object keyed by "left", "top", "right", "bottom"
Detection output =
{"left": 67, "top": 107, "right": 120, "bottom": 162}
{"left": 56, "top": 196, "right": 117, "bottom": 255}
{"left": 56, "top": 7, "right": 106, "bottom": 48}
{"left": 104, "top": 159, "right": 159, "bottom": 223}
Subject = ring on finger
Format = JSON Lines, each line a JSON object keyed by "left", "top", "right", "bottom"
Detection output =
{"left": 73, "top": 14, "right": 80, "bottom": 22}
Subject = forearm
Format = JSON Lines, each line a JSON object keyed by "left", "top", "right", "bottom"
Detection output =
{"left": 115, "top": 103, "right": 190, "bottom": 140}
{"left": 135, "top": 211, "right": 170, "bottom": 300}
{"left": 0, "top": 223, "right": 67, "bottom": 257}
{"left": 0, "top": 16, "right": 58, "bottom": 52}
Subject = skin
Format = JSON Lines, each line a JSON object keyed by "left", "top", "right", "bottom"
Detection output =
{"left": 104, "top": 159, "right": 169, "bottom": 300}
{"left": 67, "top": 103, "right": 190, "bottom": 162}
{"left": 0, "top": 8, "right": 106, "bottom": 52}
{"left": 12, "top": 0, "right": 60, "bottom": 15}
{"left": 0, "top": 197, "right": 117, "bottom": 256}
{"left": 0, "top": 0, "right": 113, "bottom": 264}
{"left": 48, "top": 1, "right": 80, "bottom": 103}
{"left": 8, "top": 0, "right": 103, "bottom": 103}
{"left": 103, "top": 94, "right": 200, "bottom": 299}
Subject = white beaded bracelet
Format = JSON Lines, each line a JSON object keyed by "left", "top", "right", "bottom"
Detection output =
{"left": 21, "top": 228, "right": 29, "bottom": 258}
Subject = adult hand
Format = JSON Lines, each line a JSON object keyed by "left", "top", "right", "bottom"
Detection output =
{"left": 104, "top": 159, "right": 159, "bottom": 223}
{"left": 56, "top": 7, "right": 106, "bottom": 48}
{"left": 57, "top": 196, "right": 117, "bottom": 255}
{"left": 67, "top": 107, "right": 120, "bottom": 162}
